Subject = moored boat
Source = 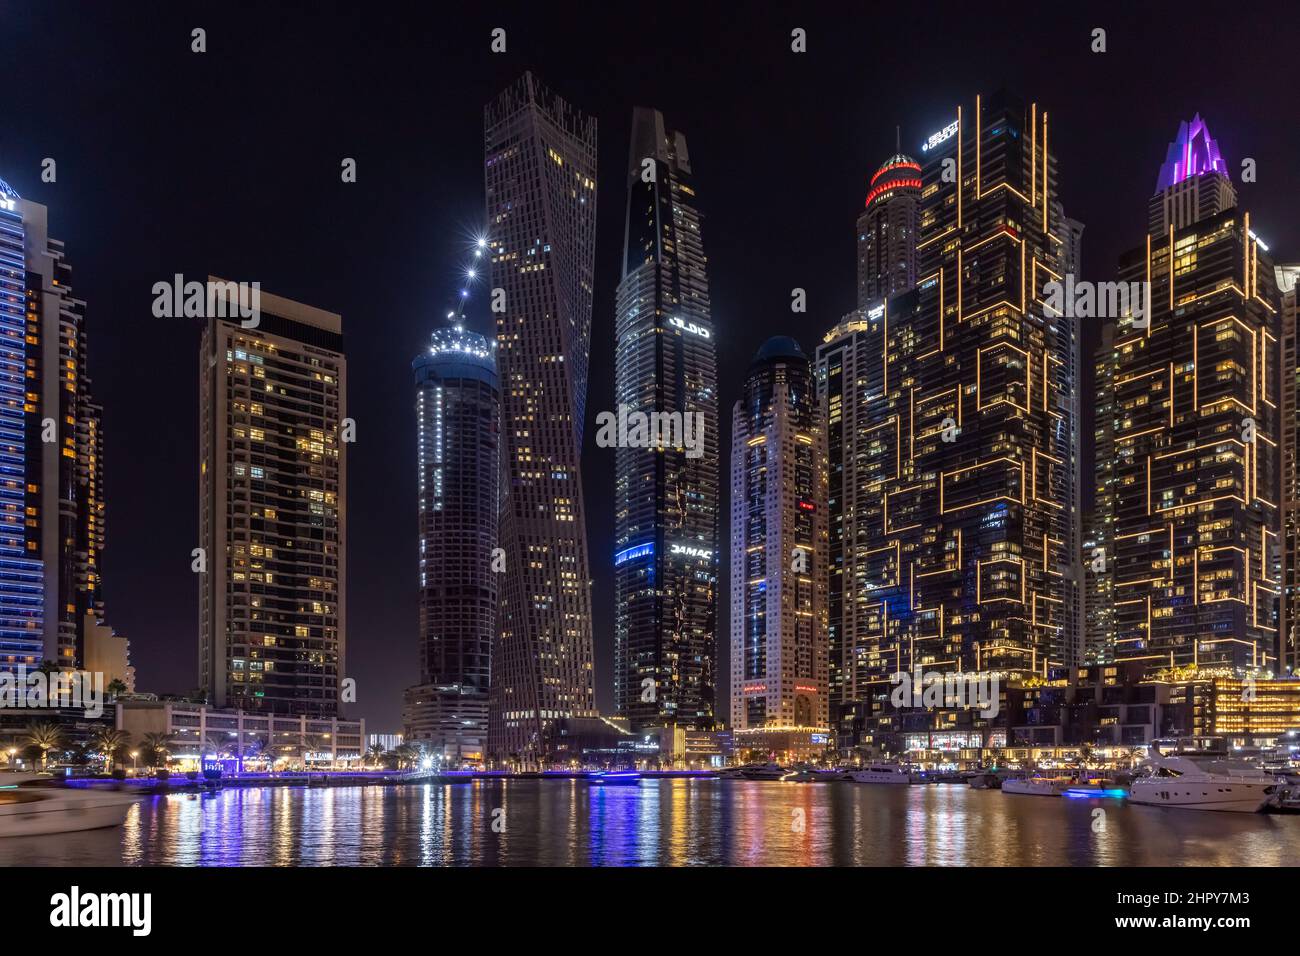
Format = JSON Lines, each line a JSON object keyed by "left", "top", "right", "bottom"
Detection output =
{"left": 1002, "top": 775, "right": 1075, "bottom": 797}
{"left": 850, "top": 763, "right": 916, "bottom": 785}
{"left": 1128, "top": 754, "right": 1280, "bottom": 812}
{"left": 739, "top": 763, "right": 787, "bottom": 781}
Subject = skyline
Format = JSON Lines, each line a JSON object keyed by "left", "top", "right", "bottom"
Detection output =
{"left": 3, "top": 4, "right": 1299, "bottom": 730}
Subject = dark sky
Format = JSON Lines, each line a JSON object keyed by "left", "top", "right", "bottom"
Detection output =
{"left": 3, "top": 1, "right": 1295, "bottom": 731}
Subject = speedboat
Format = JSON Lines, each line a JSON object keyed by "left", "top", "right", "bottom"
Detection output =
{"left": 813, "top": 768, "right": 851, "bottom": 782}
{"left": 588, "top": 770, "right": 641, "bottom": 786}
{"left": 0, "top": 773, "right": 136, "bottom": 837}
{"left": 849, "top": 763, "right": 917, "bottom": 785}
{"left": 1128, "top": 754, "right": 1281, "bottom": 812}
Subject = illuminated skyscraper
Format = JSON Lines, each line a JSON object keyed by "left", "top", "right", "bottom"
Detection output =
{"left": 612, "top": 107, "right": 718, "bottom": 734}
{"left": 832, "top": 93, "right": 1076, "bottom": 753}
{"left": 856, "top": 147, "right": 921, "bottom": 308}
{"left": 1281, "top": 264, "right": 1300, "bottom": 675}
{"left": 730, "top": 337, "right": 828, "bottom": 759}
{"left": 199, "top": 285, "right": 346, "bottom": 716}
{"left": 485, "top": 73, "right": 598, "bottom": 761}
{"left": 817, "top": 302, "right": 899, "bottom": 728}
{"left": 1088, "top": 321, "right": 1118, "bottom": 662}
{"left": 1108, "top": 115, "right": 1279, "bottom": 675}
{"left": 404, "top": 328, "right": 498, "bottom": 765}
{"left": 0, "top": 181, "right": 109, "bottom": 673}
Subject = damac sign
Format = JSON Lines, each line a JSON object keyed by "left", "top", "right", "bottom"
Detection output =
{"left": 670, "top": 543, "right": 712, "bottom": 560}
{"left": 669, "top": 316, "right": 711, "bottom": 339}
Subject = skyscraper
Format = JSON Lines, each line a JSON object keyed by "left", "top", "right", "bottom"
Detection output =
{"left": 817, "top": 303, "right": 894, "bottom": 731}
{"left": 485, "top": 73, "right": 598, "bottom": 762}
{"left": 730, "top": 337, "right": 828, "bottom": 761}
{"left": 404, "top": 327, "right": 499, "bottom": 765}
{"left": 1088, "top": 321, "right": 1118, "bottom": 663}
{"left": 856, "top": 149, "right": 921, "bottom": 308}
{"left": 1107, "top": 115, "right": 1279, "bottom": 675}
{"left": 1057, "top": 213, "right": 1087, "bottom": 671}
{"left": 830, "top": 93, "right": 1076, "bottom": 754}
{"left": 613, "top": 107, "right": 718, "bottom": 735}
{"left": 1280, "top": 264, "right": 1300, "bottom": 675}
{"left": 0, "top": 181, "right": 110, "bottom": 672}
{"left": 199, "top": 284, "right": 346, "bottom": 716}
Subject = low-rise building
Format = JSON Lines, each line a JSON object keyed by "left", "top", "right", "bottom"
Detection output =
{"left": 116, "top": 699, "right": 365, "bottom": 771}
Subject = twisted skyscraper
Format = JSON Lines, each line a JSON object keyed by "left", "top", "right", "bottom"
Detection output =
{"left": 485, "top": 74, "right": 598, "bottom": 762}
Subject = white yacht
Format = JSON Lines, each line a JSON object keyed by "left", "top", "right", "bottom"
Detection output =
{"left": 850, "top": 763, "right": 917, "bottom": 785}
{"left": 1001, "top": 775, "right": 1074, "bottom": 797}
{"left": 0, "top": 773, "right": 136, "bottom": 837}
{"left": 1128, "top": 754, "right": 1281, "bottom": 813}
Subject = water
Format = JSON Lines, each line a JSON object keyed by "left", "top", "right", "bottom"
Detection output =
{"left": 4, "top": 779, "right": 1299, "bottom": 866}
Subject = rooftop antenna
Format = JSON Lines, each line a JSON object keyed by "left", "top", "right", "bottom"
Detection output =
{"left": 444, "top": 234, "right": 490, "bottom": 327}
{"left": 896, "top": 125, "right": 901, "bottom": 153}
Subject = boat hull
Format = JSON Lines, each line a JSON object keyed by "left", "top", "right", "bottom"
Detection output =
{"left": 1001, "top": 779, "right": 1066, "bottom": 797}
{"left": 849, "top": 771, "right": 913, "bottom": 785}
{"left": 1128, "top": 780, "right": 1274, "bottom": 812}
{"left": 0, "top": 790, "right": 133, "bottom": 837}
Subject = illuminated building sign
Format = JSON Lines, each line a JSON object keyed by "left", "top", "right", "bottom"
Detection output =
{"left": 921, "top": 119, "right": 959, "bottom": 152}
{"left": 615, "top": 542, "right": 654, "bottom": 565}
{"left": 670, "top": 543, "right": 712, "bottom": 560}
{"left": 669, "top": 316, "right": 711, "bottom": 339}
{"left": 797, "top": 500, "right": 816, "bottom": 512}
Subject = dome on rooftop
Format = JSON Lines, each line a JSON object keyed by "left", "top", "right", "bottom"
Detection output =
{"left": 751, "top": 335, "right": 807, "bottom": 365}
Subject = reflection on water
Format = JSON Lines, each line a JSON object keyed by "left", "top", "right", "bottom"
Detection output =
{"left": 2, "top": 779, "right": 1298, "bottom": 866}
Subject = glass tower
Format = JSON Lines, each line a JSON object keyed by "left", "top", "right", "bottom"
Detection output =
{"left": 613, "top": 107, "right": 718, "bottom": 734}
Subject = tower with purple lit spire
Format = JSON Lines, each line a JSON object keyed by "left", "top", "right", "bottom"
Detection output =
{"left": 1103, "top": 114, "right": 1280, "bottom": 676}
{"left": 1148, "top": 113, "right": 1236, "bottom": 234}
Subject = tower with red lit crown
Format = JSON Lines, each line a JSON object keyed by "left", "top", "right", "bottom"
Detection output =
{"left": 856, "top": 146, "right": 921, "bottom": 308}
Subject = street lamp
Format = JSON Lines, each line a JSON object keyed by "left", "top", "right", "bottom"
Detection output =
{"left": 130, "top": 751, "right": 138, "bottom": 771}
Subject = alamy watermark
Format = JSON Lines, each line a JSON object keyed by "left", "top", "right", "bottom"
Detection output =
{"left": 594, "top": 404, "right": 706, "bottom": 459}
{"left": 889, "top": 666, "right": 1000, "bottom": 718}
{"left": 0, "top": 666, "right": 104, "bottom": 718}
{"left": 151, "top": 275, "right": 261, "bottom": 329}
{"left": 1043, "top": 275, "right": 1150, "bottom": 328}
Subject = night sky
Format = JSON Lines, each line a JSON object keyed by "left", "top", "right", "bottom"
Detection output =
{"left": 3, "top": 2, "right": 1295, "bottom": 731}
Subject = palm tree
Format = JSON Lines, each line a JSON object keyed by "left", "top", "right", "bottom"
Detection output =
{"left": 300, "top": 734, "right": 324, "bottom": 771}
{"left": 90, "top": 728, "right": 130, "bottom": 772}
{"left": 106, "top": 678, "right": 127, "bottom": 699}
{"left": 201, "top": 734, "right": 231, "bottom": 769}
{"left": 366, "top": 743, "right": 386, "bottom": 768}
{"left": 24, "top": 721, "right": 64, "bottom": 770}
{"left": 255, "top": 736, "right": 281, "bottom": 775}
{"left": 1079, "top": 742, "right": 1095, "bottom": 769}
{"left": 141, "top": 732, "right": 172, "bottom": 770}
{"left": 393, "top": 743, "right": 420, "bottom": 770}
